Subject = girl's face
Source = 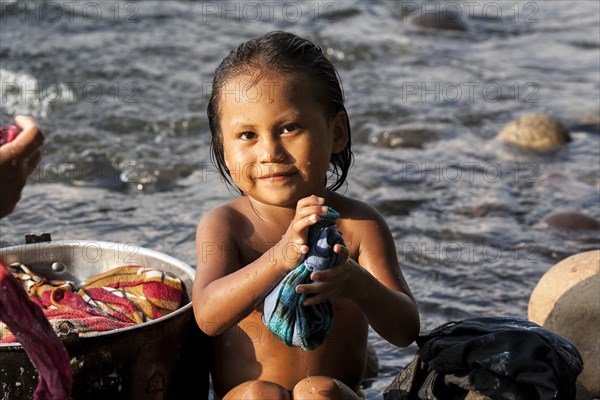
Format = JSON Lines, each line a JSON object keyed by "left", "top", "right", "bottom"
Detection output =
{"left": 219, "top": 69, "right": 347, "bottom": 208}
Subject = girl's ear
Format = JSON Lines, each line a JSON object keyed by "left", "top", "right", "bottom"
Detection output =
{"left": 330, "top": 111, "right": 349, "bottom": 153}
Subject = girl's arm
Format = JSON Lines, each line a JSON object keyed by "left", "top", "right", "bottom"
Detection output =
{"left": 297, "top": 201, "right": 420, "bottom": 347}
{"left": 192, "top": 207, "right": 284, "bottom": 335}
{"left": 192, "top": 197, "right": 330, "bottom": 335}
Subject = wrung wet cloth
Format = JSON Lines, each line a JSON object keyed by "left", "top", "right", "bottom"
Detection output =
{"left": 263, "top": 209, "right": 344, "bottom": 350}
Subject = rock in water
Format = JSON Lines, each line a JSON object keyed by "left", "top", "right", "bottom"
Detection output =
{"left": 411, "top": 8, "right": 466, "bottom": 31}
{"left": 528, "top": 250, "right": 600, "bottom": 397}
{"left": 540, "top": 211, "right": 600, "bottom": 231}
{"left": 497, "top": 113, "right": 571, "bottom": 151}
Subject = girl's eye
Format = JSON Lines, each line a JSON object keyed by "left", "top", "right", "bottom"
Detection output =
{"left": 239, "top": 132, "right": 256, "bottom": 140}
{"left": 281, "top": 124, "right": 298, "bottom": 134}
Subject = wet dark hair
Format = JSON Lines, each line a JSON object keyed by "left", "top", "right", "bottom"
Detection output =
{"left": 207, "top": 31, "right": 353, "bottom": 192}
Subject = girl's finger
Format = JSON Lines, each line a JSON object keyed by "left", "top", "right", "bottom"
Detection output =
{"left": 333, "top": 244, "right": 349, "bottom": 265}
{"left": 311, "top": 266, "right": 343, "bottom": 282}
{"left": 296, "top": 205, "right": 329, "bottom": 219}
{"left": 293, "top": 213, "right": 319, "bottom": 234}
{"left": 333, "top": 243, "right": 349, "bottom": 256}
{"left": 302, "top": 293, "right": 328, "bottom": 307}
{"left": 296, "top": 281, "right": 326, "bottom": 294}
{"left": 296, "top": 195, "right": 325, "bottom": 209}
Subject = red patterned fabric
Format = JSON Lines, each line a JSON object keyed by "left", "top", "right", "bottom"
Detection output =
{"left": 0, "top": 261, "right": 73, "bottom": 400}
{"left": 1, "top": 263, "right": 183, "bottom": 343}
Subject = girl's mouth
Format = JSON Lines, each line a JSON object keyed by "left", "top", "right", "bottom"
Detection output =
{"left": 259, "top": 174, "right": 291, "bottom": 182}
{"left": 256, "top": 170, "right": 296, "bottom": 182}
{"left": 257, "top": 167, "right": 296, "bottom": 182}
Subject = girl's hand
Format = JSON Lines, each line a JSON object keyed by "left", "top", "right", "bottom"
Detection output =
{"left": 274, "top": 195, "right": 330, "bottom": 272}
{"left": 295, "top": 243, "right": 364, "bottom": 306}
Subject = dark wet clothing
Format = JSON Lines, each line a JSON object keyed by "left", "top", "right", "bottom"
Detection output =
{"left": 384, "top": 317, "right": 583, "bottom": 400}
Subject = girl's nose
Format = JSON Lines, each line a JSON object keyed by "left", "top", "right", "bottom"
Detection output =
{"left": 258, "top": 138, "right": 285, "bottom": 163}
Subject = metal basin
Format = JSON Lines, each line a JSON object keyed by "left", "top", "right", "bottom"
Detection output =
{"left": 0, "top": 240, "right": 209, "bottom": 400}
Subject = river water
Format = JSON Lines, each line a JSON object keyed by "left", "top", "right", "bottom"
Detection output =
{"left": 1, "top": 1, "right": 599, "bottom": 398}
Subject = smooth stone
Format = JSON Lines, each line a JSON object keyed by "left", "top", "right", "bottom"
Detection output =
{"left": 528, "top": 250, "right": 600, "bottom": 396}
{"left": 410, "top": 9, "right": 466, "bottom": 31}
{"left": 544, "top": 276, "right": 600, "bottom": 397}
{"left": 496, "top": 113, "right": 571, "bottom": 151}
{"left": 528, "top": 250, "right": 599, "bottom": 328}
{"left": 374, "top": 199, "right": 423, "bottom": 216}
{"left": 370, "top": 129, "right": 439, "bottom": 149}
{"left": 540, "top": 211, "right": 600, "bottom": 231}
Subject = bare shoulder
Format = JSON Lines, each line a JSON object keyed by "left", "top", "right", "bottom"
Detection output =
{"left": 196, "top": 198, "right": 251, "bottom": 238}
{"left": 326, "top": 191, "right": 408, "bottom": 288}
{"left": 327, "top": 192, "right": 394, "bottom": 255}
{"left": 327, "top": 192, "right": 388, "bottom": 228}
{"left": 194, "top": 198, "right": 253, "bottom": 286}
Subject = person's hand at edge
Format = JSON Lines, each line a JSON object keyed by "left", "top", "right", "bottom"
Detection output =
{"left": 0, "top": 115, "right": 45, "bottom": 218}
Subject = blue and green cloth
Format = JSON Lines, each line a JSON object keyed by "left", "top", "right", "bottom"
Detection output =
{"left": 262, "top": 209, "right": 344, "bottom": 350}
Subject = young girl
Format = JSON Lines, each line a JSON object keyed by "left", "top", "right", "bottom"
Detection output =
{"left": 192, "top": 31, "right": 419, "bottom": 400}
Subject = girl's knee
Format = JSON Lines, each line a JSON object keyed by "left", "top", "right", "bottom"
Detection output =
{"left": 224, "top": 380, "right": 291, "bottom": 400}
{"left": 292, "top": 376, "right": 361, "bottom": 400}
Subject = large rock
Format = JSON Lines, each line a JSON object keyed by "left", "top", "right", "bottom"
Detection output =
{"left": 528, "top": 250, "right": 599, "bottom": 325}
{"left": 497, "top": 114, "right": 571, "bottom": 151}
{"left": 528, "top": 250, "right": 600, "bottom": 397}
